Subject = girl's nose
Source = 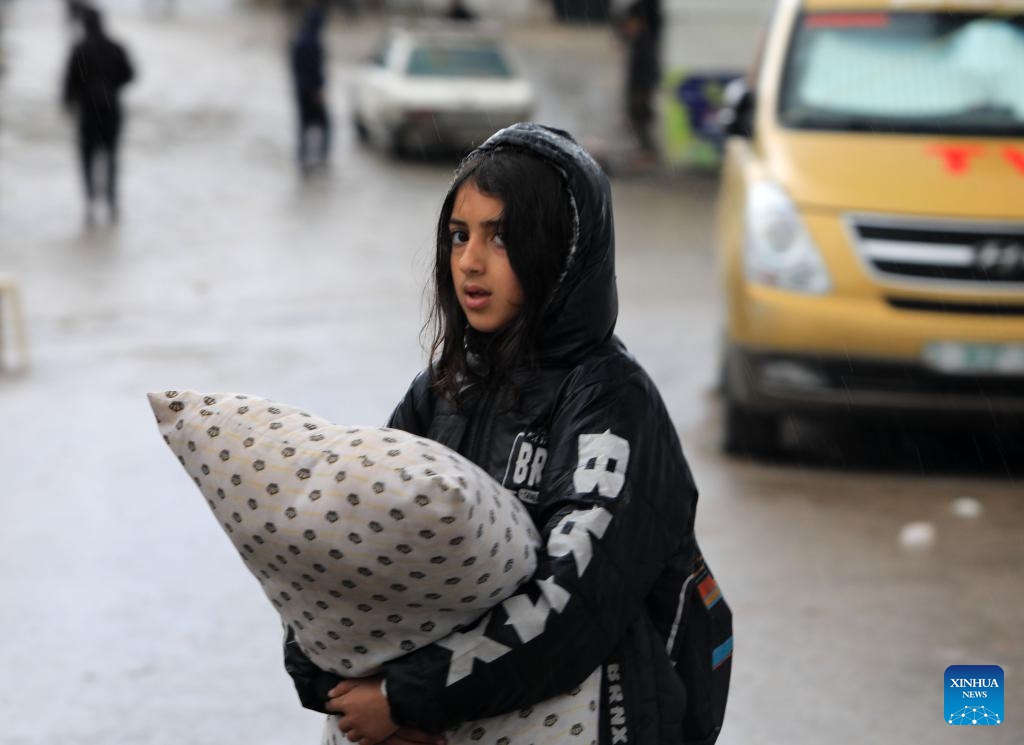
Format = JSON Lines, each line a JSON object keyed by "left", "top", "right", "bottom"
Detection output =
{"left": 457, "top": 237, "right": 485, "bottom": 274}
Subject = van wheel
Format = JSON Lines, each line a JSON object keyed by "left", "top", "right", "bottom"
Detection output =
{"left": 722, "top": 398, "right": 780, "bottom": 459}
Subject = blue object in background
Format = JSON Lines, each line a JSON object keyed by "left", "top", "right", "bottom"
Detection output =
{"left": 663, "top": 70, "right": 741, "bottom": 168}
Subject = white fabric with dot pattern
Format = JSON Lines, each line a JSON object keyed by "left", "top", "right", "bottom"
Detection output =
{"left": 148, "top": 390, "right": 540, "bottom": 678}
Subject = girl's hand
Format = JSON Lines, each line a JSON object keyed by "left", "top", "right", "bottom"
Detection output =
{"left": 326, "top": 677, "right": 400, "bottom": 745}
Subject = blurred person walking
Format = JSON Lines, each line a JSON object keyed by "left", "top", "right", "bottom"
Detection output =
{"left": 62, "top": 7, "right": 134, "bottom": 225}
{"left": 619, "top": 0, "right": 661, "bottom": 163}
{"left": 290, "top": 4, "right": 331, "bottom": 174}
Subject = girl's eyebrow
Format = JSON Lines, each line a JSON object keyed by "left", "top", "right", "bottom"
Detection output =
{"left": 449, "top": 216, "right": 504, "bottom": 228}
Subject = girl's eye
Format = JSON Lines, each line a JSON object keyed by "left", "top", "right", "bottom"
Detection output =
{"left": 450, "top": 229, "right": 468, "bottom": 245}
{"left": 493, "top": 232, "right": 506, "bottom": 248}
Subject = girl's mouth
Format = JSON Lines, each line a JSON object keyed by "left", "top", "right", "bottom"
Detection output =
{"left": 463, "top": 286, "right": 491, "bottom": 310}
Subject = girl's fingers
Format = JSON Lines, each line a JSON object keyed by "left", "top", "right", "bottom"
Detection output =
{"left": 339, "top": 727, "right": 362, "bottom": 744}
{"left": 328, "top": 680, "right": 357, "bottom": 698}
{"left": 337, "top": 716, "right": 357, "bottom": 739}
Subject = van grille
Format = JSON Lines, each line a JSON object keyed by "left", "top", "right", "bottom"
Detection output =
{"left": 850, "top": 218, "right": 1024, "bottom": 287}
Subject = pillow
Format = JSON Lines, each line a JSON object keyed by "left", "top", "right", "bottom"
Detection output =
{"left": 148, "top": 390, "right": 539, "bottom": 678}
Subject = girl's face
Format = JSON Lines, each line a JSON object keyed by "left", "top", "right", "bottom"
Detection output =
{"left": 449, "top": 181, "right": 524, "bottom": 334}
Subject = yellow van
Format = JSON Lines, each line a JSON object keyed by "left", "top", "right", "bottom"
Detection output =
{"left": 715, "top": 0, "right": 1024, "bottom": 455}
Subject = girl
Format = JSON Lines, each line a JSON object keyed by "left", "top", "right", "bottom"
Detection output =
{"left": 285, "top": 123, "right": 730, "bottom": 745}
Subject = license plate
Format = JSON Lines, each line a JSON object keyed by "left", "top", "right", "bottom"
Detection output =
{"left": 922, "top": 342, "right": 1024, "bottom": 375}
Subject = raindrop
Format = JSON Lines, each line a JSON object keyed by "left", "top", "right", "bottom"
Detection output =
{"left": 898, "top": 521, "right": 936, "bottom": 551}
{"left": 950, "top": 497, "right": 983, "bottom": 519}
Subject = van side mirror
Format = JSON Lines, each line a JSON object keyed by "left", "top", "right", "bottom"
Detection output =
{"left": 719, "top": 78, "right": 755, "bottom": 139}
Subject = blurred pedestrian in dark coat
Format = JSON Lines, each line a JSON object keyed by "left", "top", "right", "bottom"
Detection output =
{"left": 62, "top": 7, "right": 134, "bottom": 224}
{"left": 621, "top": 0, "right": 661, "bottom": 159}
{"left": 290, "top": 6, "right": 331, "bottom": 173}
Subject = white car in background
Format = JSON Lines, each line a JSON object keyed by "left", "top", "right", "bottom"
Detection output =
{"left": 350, "top": 25, "right": 535, "bottom": 156}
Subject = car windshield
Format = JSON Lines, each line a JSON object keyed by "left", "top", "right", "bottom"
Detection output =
{"left": 779, "top": 11, "right": 1024, "bottom": 135}
{"left": 406, "top": 43, "right": 512, "bottom": 78}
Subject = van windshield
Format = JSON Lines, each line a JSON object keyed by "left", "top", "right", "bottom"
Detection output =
{"left": 779, "top": 12, "right": 1024, "bottom": 135}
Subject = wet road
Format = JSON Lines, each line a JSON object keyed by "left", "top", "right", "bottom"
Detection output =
{"left": 1, "top": 2, "right": 1021, "bottom": 744}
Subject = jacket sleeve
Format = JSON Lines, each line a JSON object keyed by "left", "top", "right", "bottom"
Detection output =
{"left": 282, "top": 369, "right": 434, "bottom": 711}
{"left": 386, "top": 369, "right": 434, "bottom": 435}
{"left": 382, "top": 368, "right": 699, "bottom": 732}
{"left": 283, "top": 624, "right": 343, "bottom": 714}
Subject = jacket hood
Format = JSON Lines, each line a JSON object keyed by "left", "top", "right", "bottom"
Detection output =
{"left": 469, "top": 123, "right": 618, "bottom": 365}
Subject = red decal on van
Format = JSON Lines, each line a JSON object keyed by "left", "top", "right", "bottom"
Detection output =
{"left": 1004, "top": 147, "right": 1024, "bottom": 175}
{"left": 806, "top": 13, "right": 890, "bottom": 29}
{"left": 927, "top": 145, "right": 984, "bottom": 175}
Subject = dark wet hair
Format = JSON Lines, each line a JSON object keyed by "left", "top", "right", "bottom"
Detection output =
{"left": 428, "top": 148, "right": 574, "bottom": 402}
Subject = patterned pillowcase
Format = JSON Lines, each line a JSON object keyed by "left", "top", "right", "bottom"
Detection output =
{"left": 148, "top": 390, "right": 540, "bottom": 678}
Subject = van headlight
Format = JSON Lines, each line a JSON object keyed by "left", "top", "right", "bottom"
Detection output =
{"left": 744, "top": 181, "right": 831, "bottom": 294}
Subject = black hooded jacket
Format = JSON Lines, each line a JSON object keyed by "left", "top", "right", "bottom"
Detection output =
{"left": 287, "top": 124, "right": 717, "bottom": 744}
{"left": 62, "top": 11, "right": 134, "bottom": 141}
